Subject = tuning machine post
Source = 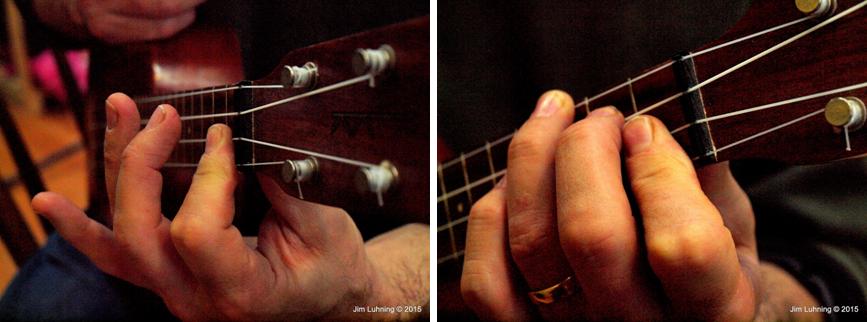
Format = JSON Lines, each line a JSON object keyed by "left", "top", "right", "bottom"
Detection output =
{"left": 282, "top": 156, "right": 319, "bottom": 199}
{"left": 353, "top": 44, "right": 395, "bottom": 87}
{"left": 355, "top": 160, "right": 399, "bottom": 207}
{"left": 281, "top": 62, "right": 319, "bottom": 89}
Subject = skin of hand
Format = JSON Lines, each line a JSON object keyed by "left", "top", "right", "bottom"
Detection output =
{"left": 33, "top": 0, "right": 206, "bottom": 43}
{"left": 461, "top": 90, "right": 820, "bottom": 321}
{"left": 31, "top": 93, "right": 429, "bottom": 321}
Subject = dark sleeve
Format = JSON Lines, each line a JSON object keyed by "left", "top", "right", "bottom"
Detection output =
{"left": 734, "top": 158, "right": 867, "bottom": 321}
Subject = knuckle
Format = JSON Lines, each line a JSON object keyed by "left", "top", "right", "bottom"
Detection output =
{"left": 560, "top": 221, "right": 627, "bottom": 270}
{"left": 647, "top": 224, "right": 733, "bottom": 275}
{"left": 468, "top": 197, "right": 502, "bottom": 223}
{"left": 169, "top": 217, "right": 208, "bottom": 250}
{"left": 507, "top": 132, "right": 546, "bottom": 164}
{"left": 508, "top": 216, "right": 555, "bottom": 262}
{"left": 557, "top": 120, "right": 620, "bottom": 155}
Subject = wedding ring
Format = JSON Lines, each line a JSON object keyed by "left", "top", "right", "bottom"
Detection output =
{"left": 527, "top": 275, "right": 577, "bottom": 305}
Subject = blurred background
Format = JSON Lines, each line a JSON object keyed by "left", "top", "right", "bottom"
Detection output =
{"left": 0, "top": 0, "right": 88, "bottom": 294}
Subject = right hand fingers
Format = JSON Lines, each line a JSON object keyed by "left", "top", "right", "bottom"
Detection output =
{"left": 506, "top": 90, "right": 577, "bottom": 318}
{"left": 85, "top": 10, "right": 197, "bottom": 43}
{"left": 104, "top": 0, "right": 207, "bottom": 19}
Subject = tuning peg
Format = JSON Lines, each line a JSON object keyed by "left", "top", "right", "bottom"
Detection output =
{"left": 355, "top": 160, "right": 399, "bottom": 206}
{"left": 825, "top": 96, "right": 866, "bottom": 151}
{"left": 282, "top": 157, "right": 319, "bottom": 200}
{"left": 281, "top": 62, "right": 318, "bottom": 89}
{"left": 796, "top": 0, "right": 835, "bottom": 17}
{"left": 825, "top": 97, "right": 866, "bottom": 130}
{"left": 353, "top": 45, "right": 395, "bottom": 87}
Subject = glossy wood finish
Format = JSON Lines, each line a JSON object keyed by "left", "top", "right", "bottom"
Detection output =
{"left": 249, "top": 17, "right": 430, "bottom": 228}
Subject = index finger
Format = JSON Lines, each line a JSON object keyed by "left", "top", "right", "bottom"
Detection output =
{"left": 624, "top": 116, "right": 754, "bottom": 320}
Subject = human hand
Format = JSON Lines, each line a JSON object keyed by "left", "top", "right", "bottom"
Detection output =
{"left": 33, "top": 0, "right": 206, "bottom": 43}
{"left": 31, "top": 93, "right": 424, "bottom": 320}
{"left": 462, "top": 90, "right": 772, "bottom": 321}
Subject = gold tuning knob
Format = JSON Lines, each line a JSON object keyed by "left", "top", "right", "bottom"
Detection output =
{"left": 825, "top": 97, "right": 866, "bottom": 130}
{"left": 796, "top": 0, "right": 835, "bottom": 16}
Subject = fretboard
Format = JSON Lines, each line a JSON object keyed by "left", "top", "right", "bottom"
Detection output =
{"left": 135, "top": 84, "right": 249, "bottom": 166}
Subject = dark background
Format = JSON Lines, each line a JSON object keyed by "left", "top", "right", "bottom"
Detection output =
{"left": 438, "top": 0, "right": 751, "bottom": 152}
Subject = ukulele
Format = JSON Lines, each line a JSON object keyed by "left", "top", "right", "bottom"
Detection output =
{"left": 438, "top": 0, "right": 867, "bottom": 317}
{"left": 85, "top": 16, "right": 429, "bottom": 237}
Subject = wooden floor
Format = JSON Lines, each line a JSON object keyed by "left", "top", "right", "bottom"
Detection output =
{"left": 0, "top": 103, "right": 88, "bottom": 295}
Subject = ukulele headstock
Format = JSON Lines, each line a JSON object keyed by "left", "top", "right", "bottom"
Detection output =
{"left": 241, "top": 17, "right": 430, "bottom": 228}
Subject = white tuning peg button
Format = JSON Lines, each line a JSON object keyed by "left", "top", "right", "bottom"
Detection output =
{"left": 353, "top": 45, "right": 395, "bottom": 87}
{"left": 355, "top": 161, "right": 399, "bottom": 206}
{"left": 281, "top": 62, "right": 318, "bottom": 89}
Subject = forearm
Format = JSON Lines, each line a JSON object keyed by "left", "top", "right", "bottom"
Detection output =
{"left": 755, "top": 262, "right": 822, "bottom": 322}
{"left": 355, "top": 223, "right": 430, "bottom": 321}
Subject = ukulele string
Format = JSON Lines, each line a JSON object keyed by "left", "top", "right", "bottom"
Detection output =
{"left": 671, "top": 80, "right": 867, "bottom": 135}
{"left": 139, "top": 74, "right": 373, "bottom": 124}
{"left": 437, "top": 12, "right": 821, "bottom": 172}
{"left": 625, "top": 0, "right": 867, "bottom": 122}
{"left": 437, "top": 3, "right": 867, "bottom": 265}
{"left": 169, "top": 137, "right": 377, "bottom": 168}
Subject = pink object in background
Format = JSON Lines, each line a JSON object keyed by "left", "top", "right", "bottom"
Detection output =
{"left": 30, "top": 49, "right": 89, "bottom": 103}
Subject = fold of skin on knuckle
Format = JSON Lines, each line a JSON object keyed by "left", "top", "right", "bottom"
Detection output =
{"left": 559, "top": 218, "right": 634, "bottom": 273}
{"left": 507, "top": 209, "right": 557, "bottom": 261}
{"left": 507, "top": 130, "right": 549, "bottom": 167}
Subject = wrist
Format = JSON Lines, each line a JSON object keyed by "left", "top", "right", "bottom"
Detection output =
{"left": 755, "top": 262, "right": 822, "bottom": 322}
{"left": 331, "top": 224, "right": 430, "bottom": 321}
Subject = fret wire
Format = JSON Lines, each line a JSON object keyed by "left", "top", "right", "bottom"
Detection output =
{"left": 437, "top": 166, "right": 460, "bottom": 261}
{"left": 440, "top": 132, "right": 513, "bottom": 169}
{"left": 437, "top": 9, "right": 825, "bottom": 173}
{"left": 437, "top": 250, "right": 465, "bottom": 265}
{"left": 484, "top": 141, "right": 497, "bottom": 188}
{"left": 459, "top": 153, "right": 474, "bottom": 204}
{"left": 224, "top": 85, "right": 229, "bottom": 125}
{"left": 438, "top": 169, "right": 507, "bottom": 203}
{"left": 628, "top": 77, "right": 638, "bottom": 114}
{"left": 437, "top": 214, "right": 468, "bottom": 233}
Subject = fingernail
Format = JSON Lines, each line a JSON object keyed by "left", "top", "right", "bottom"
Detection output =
{"left": 532, "top": 91, "right": 565, "bottom": 118}
{"left": 146, "top": 105, "right": 167, "bottom": 128}
{"left": 205, "top": 124, "right": 224, "bottom": 153}
{"left": 589, "top": 106, "right": 619, "bottom": 117}
{"left": 624, "top": 116, "right": 653, "bottom": 156}
{"left": 105, "top": 100, "right": 118, "bottom": 130}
